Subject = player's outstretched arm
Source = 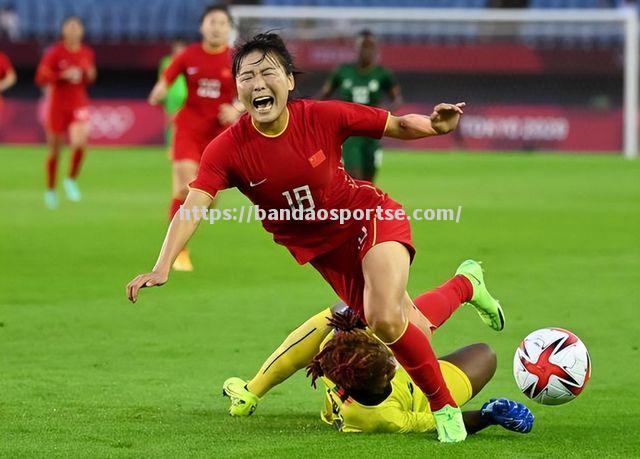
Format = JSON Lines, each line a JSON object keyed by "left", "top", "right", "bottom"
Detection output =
{"left": 148, "top": 78, "right": 169, "bottom": 105}
{"left": 126, "top": 190, "right": 213, "bottom": 303}
{"left": 384, "top": 102, "right": 465, "bottom": 139}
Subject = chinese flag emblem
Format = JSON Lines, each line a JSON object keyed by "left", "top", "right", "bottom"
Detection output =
{"left": 308, "top": 150, "right": 326, "bottom": 168}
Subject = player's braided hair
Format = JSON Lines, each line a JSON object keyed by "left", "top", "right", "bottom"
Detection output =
{"left": 306, "top": 310, "right": 396, "bottom": 398}
{"left": 232, "top": 32, "right": 300, "bottom": 79}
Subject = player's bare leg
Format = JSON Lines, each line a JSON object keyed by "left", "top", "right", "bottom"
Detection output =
{"left": 440, "top": 343, "right": 497, "bottom": 396}
{"left": 223, "top": 297, "right": 440, "bottom": 417}
{"left": 362, "top": 241, "right": 466, "bottom": 443}
{"left": 223, "top": 305, "right": 337, "bottom": 416}
{"left": 64, "top": 120, "right": 89, "bottom": 202}
{"left": 171, "top": 160, "right": 198, "bottom": 271}
{"left": 44, "top": 131, "right": 63, "bottom": 209}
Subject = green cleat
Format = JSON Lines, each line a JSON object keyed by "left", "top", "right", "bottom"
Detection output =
{"left": 433, "top": 404, "right": 467, "bottom": 443}
{"left": 222, "top": 377, "right": 260, "bottom": 416}
{"left": 455, "top": 259, "right": 505, "bottom": 331}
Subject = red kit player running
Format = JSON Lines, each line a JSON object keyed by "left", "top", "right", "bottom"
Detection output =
{"left": 148, "top": 5, "right": 240, "bottom": 271}
{"left": 126, "top": 33, "right": 504, "bottom": 443}
{"left": 0, "top": 51, "right": 17, "bottom": 113}
{"left": 35, "top": 16, "right": 95, "bottom": 210}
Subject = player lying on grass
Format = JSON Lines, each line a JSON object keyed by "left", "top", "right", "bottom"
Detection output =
{"left": 127, "top": 32, "right": 501, "bottom": 442}
{"left": 224, "top": 308, "right": 532, "bottom": 435}
{"left": 223, "top": 261, "right": 531, "bottom": 437}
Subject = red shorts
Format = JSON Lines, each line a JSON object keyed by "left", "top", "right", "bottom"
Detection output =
{"left": 310, "top": 198, "right": 415, "bottom": 316}
{"left": 47, "top": 105, "right": 90, "bottom": 134}
{"left": 172, "top": 123, "right": 225, "bottom": 163}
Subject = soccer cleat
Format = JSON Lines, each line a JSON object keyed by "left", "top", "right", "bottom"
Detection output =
{"left": 433, "top": 404, "right": 467, "bottom": 443}
{"left": 455, "top": 259, "right": 505, "bottom": 331}
{"left": 481, "top": 398, "right": 534, "bottom": 433}
{"left": 222, "top": 377, "right": 260, "bottom": 416}
{"left": 172, "top": 248, "right": 193, "bottom": 271}
{"left": 63, "top": 178, "right": 81, "bottom": 202}
{"left": 44, "top": 190, "right": 58, "bottom": 210}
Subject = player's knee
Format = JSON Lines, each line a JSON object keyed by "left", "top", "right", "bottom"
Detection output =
{"left": 472, "top": 342, "right": 497, "bottom": 380}
{"left": 365, "top": 308, "right": 406, "bottom": 343}
{"left": 478, "top": 343, "right": 497, "bottom": 372}
{"left": 69, "top": 141, "right": 86, "bottom": 150}
{"left": 174, "top": 185, "right": 189, "bottom": 200}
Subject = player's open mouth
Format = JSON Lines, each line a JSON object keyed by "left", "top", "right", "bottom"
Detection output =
{"left": 252, "top": 96, "right": 274, "bottom": 113}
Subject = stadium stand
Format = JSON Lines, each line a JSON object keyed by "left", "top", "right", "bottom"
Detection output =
{"left": 0, "top": 0, "right": 626, "bottom": 46}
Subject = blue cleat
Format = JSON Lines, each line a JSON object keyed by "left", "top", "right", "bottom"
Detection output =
{"left": 481, "top": 398, "right": 534, "bottom": 434}
{"left": 63, "top": 178, "right": 81, "bottom": 202}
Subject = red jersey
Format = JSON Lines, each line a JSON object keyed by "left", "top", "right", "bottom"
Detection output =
{"left": 190, "top": 99, "right": 391, "bottom": 264}
{"left": 163, "top": 43, "right": 235, "bottom": 133}
{"left": 35, "top": 43, "right": 95, "bottom": 109}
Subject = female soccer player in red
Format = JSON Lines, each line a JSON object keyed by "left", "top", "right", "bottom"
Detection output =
{"left": 147, "top": 5, "right": 240, "bottom": 271}
{"left": 0, "top": 51, "right": 17, "bottom": 112}
{"left": 35, "top": 16, "right": 95, "bottom": 210}
{"left": 126, "top": 33, "right": 504, "bottom": 443}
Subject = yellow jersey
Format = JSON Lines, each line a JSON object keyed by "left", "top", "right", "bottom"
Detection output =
{"left": 319, "top": 334, "right": 473, "bottom": 433}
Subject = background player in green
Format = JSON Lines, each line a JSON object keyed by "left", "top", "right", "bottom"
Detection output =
{"left": 158, "top": 38, "right": 187, "bottom": 157}
{"left": 320, "top": 30, "right": 402, "bottom": 182}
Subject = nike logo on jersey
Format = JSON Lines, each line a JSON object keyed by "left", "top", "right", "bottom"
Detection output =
{"left": 187, "top": 67, "right": 198, "bottom": 75}
{"left": 249, "top": 178, "right": 267, "bottom": 187}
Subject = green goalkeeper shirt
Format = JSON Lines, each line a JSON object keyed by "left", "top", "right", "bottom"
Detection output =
{"left": 159, "top": 55, "right": 187, "bottom": 115}
{"left": 329, "top": 63, "right": 397, "bottom": 107}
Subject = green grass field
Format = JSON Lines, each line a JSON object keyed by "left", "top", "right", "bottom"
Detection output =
{"left": 2, "top": 146, "right": 639, "bottom": 457}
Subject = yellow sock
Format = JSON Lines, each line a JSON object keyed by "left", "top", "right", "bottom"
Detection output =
{"left": 247, "top": 308, "right": 332, "bottom": 398}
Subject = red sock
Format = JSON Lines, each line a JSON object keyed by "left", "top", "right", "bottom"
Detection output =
{"left": 413, "top": 275, "right": 473, "bottom": 332}
{"left": 169, "top": 198, "right": 184, "bottom": 221}
{"left": 45, "top": 152, "right": 59, "bottom": 189}
{"left": 388, "top": 322, "right": 457, "bottom": 411}
{"left": 69, "top": 147, "right": 85, "bottom": 179}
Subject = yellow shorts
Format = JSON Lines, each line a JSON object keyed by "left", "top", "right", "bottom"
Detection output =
{"left": 406, "top": 360, "right": 473, "bottom": 414}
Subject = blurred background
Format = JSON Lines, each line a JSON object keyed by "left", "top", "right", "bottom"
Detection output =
{"left": 0, "top": 0, "right": 635, "bottom": 153}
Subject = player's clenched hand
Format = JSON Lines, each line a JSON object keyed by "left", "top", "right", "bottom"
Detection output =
{"left": 430, "top": 102, "right": 466, "bottom": 134}
{"left": 126, "top": 270, "right": 168, "bottom": 303}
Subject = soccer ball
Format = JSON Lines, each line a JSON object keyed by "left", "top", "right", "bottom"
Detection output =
{"left": 513, "top": 327, "right": 591, "bottom": 405}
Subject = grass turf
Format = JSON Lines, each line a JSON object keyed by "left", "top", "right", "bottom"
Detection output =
{"left": 1, "top": 145, "right": 639, "bottom": 458}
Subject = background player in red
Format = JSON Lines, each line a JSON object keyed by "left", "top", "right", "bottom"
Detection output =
{"left": 0, "top": 51, "right": 17, "bottom": 114}
{"left": 35, "top": 16, "right": 96, "bottom": 210}
{"left": 147, "top": 5, "right": 241, "bottom": 271}
{"left": 126, "top": 33, "right": 503, "bottom": 443}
